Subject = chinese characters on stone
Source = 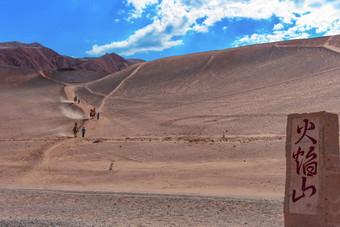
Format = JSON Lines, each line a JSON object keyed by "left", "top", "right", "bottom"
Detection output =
{"left": 292, "top": 119, "right": 318, "bottom": 203}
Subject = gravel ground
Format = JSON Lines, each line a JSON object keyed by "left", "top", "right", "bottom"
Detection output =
{"left": 0, "top": 188, "right": 283, "bottom": 226}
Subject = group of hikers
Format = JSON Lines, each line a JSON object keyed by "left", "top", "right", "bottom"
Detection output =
{"left": 73, "top": 95, "right": 80, "bottom": 104}
{"left": 90, "top": 107, "right": 100, "bottom": 120}
{"left": 72, "top": 95, "right": 100, "bottom": 138}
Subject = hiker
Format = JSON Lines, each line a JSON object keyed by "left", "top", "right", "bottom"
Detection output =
{"left": 97, "top": 112, "right": 100, "bottom": 120}
{"left": 78, "top": 98, "right": 80, "bottom": 104}
{"left": 90, "top": 109, "right": 95, "bottom": 118}
{"left": 74, "top": 96, "right": 77, "bottom": 103}
{"left": 73, "top": 122, "right": 79, "bottom": 137}
{"left": 82, "top": 127, "right": 86, "bottom": 137}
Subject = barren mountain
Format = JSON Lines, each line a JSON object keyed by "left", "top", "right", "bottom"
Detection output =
{"left": 75, "top": 53, "right": 132, "bottom": 73}
{"left": 0, "top": 41, "right": 144, "bottom": 74}
{"left": 1, "top": 35, "right": 340, "bottom": 225}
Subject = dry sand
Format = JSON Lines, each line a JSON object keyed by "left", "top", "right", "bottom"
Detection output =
{"left": 1, "top": 35, "right": 340, "bottom": 226}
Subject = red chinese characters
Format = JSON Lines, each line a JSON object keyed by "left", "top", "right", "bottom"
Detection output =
{"left": 292, "top": 119, "right": 318, "bottom": 203}
{"left": 295, "top": 119, "right": 317, "bottom": 145}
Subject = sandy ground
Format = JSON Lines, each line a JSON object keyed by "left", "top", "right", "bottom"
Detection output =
{"left": 0, "top": 74, "right": 286, "bottom": 226}
{"left": 1, "top": 36, "right": 340, "bottom": 225}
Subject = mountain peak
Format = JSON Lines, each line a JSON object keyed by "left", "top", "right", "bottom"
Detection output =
{"left": 0, "top": 41, "right": 144, "bottom": 73}
{"left": 26, "top": 42, "right": 44, "bottom": 48}
{"left": 0, "top": 41, "right": 44, "bottom": 49}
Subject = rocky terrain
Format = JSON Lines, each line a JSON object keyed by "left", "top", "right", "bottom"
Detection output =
{"left": 0, "top": 41, "right": 144, "bottom": 74}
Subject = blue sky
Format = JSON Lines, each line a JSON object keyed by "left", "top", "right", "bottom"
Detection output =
{"left": 1, "top": 0, "right": 339, "bottom": 61}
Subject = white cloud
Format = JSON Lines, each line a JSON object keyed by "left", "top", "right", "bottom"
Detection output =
{"left": 126, "top": 0, "right": 159, "bottom": 19}
{"left": 325, "top": 19, "right": 340, "bottom": 36}
{"left": 234, "top": 0, "right": 340, "bottom": 47}
{"left": 233, "top": 27, "right": 311, "bottom": 47}
{"left": 273, "top": 23, "right": 284, "bottom": 31}
{"left": 87, "top": 0, "right": 340, "bottom": 56}
{"left": 234, "top": 32, "right": 286, "bottom": 46}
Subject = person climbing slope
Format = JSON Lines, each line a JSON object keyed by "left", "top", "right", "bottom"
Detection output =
{"left": 82, "top": 127, "right": 86, "bottom": 137}
{"left": 73, "top": 122, "right": 79, "bottom": 137}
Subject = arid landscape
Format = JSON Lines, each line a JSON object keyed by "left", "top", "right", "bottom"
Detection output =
{"left": 1, "top": 35, "right": 340, "bottom": 226}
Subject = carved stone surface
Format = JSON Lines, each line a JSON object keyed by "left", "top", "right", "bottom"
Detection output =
{"left": 285, "top": 112, "right": 339, "bottom": 226}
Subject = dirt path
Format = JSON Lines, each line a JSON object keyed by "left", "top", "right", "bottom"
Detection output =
{"left": 64, "top": 84, "right": 91, "bottom": 119}
{"left": 98, "top": 62, "right": 145, "bottom": 111}
{"left": 38, "top": 70, "right": 65, "bottom": 85}
{"left": 18, "top": 139, "right": 72, "bottom": 186}
{"left": 18, "top": 64, "right": 146, "bottom": 183}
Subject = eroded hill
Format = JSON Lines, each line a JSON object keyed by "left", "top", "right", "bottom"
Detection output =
{"left": 0, "top": 41, "right": 144, "bottom": 74}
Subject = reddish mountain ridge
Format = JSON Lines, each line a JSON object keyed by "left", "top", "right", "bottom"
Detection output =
{"left": 0, "top": 41, "right": 144, "bottom": 74}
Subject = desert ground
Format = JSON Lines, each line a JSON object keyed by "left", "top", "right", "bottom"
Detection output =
{"left": 1, "top": 35, "right": 340, "bottom": 226}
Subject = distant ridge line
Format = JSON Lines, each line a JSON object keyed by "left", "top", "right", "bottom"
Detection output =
{"left": 272, "top": 36, "right": 340, "bottom": 54}
{"left": 324, "top": 36, "right": 340, "bottom": 54}
{"left": 0, "top": 41, "right": 145, "bottom": 74}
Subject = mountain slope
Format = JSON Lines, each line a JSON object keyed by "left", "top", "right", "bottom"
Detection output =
{"left": 78, "top": 34, "right": 340, "bottom": 138}
{"left": 0, "top": 41, "right": 144, "bottom": 74}
{"left": 85, "top": 35, "right": 340, "bottom": 103}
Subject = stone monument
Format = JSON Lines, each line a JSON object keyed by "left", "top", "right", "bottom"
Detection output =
{"left": 285, "top": 112, "right": 339, "bottom": 226}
